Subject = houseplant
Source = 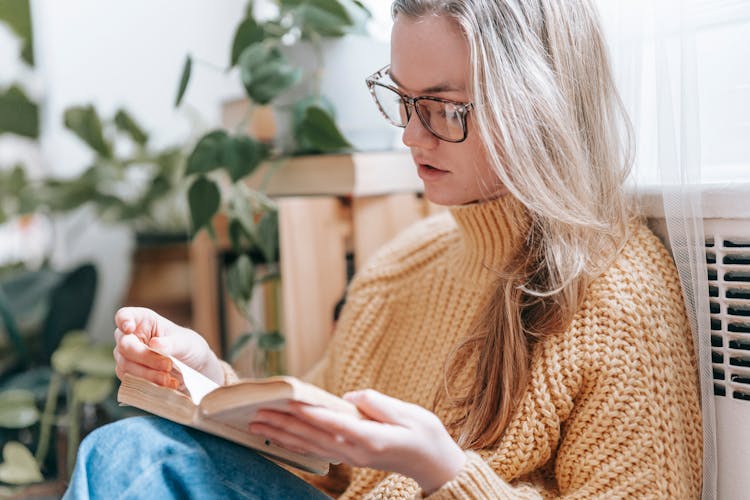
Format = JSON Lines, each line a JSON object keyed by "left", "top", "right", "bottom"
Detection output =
{"left": 177, "top": 0, "right": 371, "bottom": 374}
{"left": 0, "top": 4, "right": 182, "bottom": 491}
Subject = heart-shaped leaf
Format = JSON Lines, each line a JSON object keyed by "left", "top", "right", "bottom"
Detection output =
{"left": 239, "top": 44, "right": 301, "bottom": 105}
{"left": 231, "top": 18, "right": 266, "bottom": 67}
{"left": 73, "top": 376, "right": 114, "bottom": 404}
{"left": 0, "top": 390, "right": 39, "bottom": 428}
{"left": 255, "top": 210, "right": 279, "bottom": 263}
{"left": 188, "top": 176, "right": 221, "bottom": 235}
{"left": 0, "top": 402, "right": 38, "bottom": 429}
{"left": 75, "top": 346, "right": 116, "bottom": 378}
{"left": 59, "top": 330, "right": 91, "bottom": 348}
{"left": 227, "top": 254, "right": 255, "bottom": 309}
{"left": 0, "top": 442, "right": 43, "bottom": 485}
{"left": 186, "top": 130, "right": 229, "bottom": 176}
{"left": 0, "top": 85, "right": 39, "bottom": 138}
{"left": 295, "top": 105, "right": 351, "bottom": 153}
{"left": 51, "top": 344, "right": 84, "bottom": 375}
{"left": 224, "top": 136, "right": 268, "bottom": 182}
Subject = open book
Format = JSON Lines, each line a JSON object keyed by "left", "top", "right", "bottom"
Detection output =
{"left": 117, "top": 352, "right": 360, "bottom": 474}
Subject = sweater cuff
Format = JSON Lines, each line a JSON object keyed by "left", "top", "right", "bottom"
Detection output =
{"left": 423, "top": 451, "right": 520, "bottom": 500}
{"left": 218, "top": 359, "right": 239, "bottom": 385}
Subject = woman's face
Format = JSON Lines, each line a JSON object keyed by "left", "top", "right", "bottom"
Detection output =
{"left": 390, "top": 14, "right": 505, "bottom": 206}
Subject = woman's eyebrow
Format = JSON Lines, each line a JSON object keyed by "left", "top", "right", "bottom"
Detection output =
{"left": 389, "top": 71, "right": 463, "bottom": 93}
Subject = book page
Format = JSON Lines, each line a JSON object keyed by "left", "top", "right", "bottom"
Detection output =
{"left": 169, "top": 356, "right": 219, "bottom": 405}
{"left": 147, "top": 346, "right": 219, "bottom": 405}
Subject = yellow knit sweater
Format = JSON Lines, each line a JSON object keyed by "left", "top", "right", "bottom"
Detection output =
{"left": 283, "top": 194, "right": 701, "bottom": 498}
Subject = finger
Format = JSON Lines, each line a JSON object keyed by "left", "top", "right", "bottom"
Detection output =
{"left": 290, "top": 403, "right": 387, "bottom": 448}
{"left": 343, "top": 389, "right": 414, "bottom": 424}
{"left": 115, "top": 307, "right": 162, "bottom": 344}
{"left": 118, "top": 332, "right": 172, "bottom": 372}
{"left": 249, "top": 415, "right": 339, "bottom": 461}
{"left": 113, "top": 348, "right": 178, "bottom": 388}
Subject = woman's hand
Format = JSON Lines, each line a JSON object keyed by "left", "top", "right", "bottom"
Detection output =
{"left": 249, "top": 389, "right": 466, "bottom": 495}
{"left": 113, "top": 307, "right": 224, "bottom": 386}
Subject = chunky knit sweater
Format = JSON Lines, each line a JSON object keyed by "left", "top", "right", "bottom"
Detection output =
{"left": 234, "top": 194, "right": 703, "bottom": 498}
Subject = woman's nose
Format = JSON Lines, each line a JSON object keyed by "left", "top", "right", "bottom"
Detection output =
{"left": 401, "top": 109, "right": 439, "bottom": 149}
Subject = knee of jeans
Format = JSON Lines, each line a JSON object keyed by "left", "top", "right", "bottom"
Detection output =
{"left": 79, "top": 417, "right": 178, "bottom": 459}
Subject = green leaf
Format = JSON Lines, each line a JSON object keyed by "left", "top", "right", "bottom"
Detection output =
{"left": 63, "top": 105, "right": 112, "bottom": 158}
{"left": 114, "top": 109, "right": 149, "bottom": 145}
{"left": 0, "top": 389, "right": 39, "bottom": 430}
{"left": 0, "top": 400, "right": 38, "bottom": 429}
{"left": 50, "top": 344, "right": 83, "bottom": 375}
{"left": 239, "top": 44, "right": 301, "bottom": 105}
{"left": 224, "top": 136, "right": 268, "bottom": 182}
{"left": 226, "top": 254, "right": 255, "bottom": 308}
{"left": 185, "top": 130, "right": 229, "bottom": 176}
{"left": 0, "top": 85, "right": 38, "bottom": 138}
{"left": 0, "top": 390, "right": 35, "bottom": 407}
{"left": 227, "top": 332, "right": 256, "bottom": 363}
{"left": 75, "top": 346, "right": 116, "bottom": 377}
{"left": 0, "top": 0, "right": 34, "bottom": 65}
{"left": 295, "top": 0, "right": 353, "bottom": 38}
{"left": 188, "top": 176, "right": 221, "bottom": 235}
{"left": 231, "top": 18, "right": 266, "bottom": 67}
{"left": 228, "top": 218, "right": 252, "bottom": 255}
{"left": 175, "top": 54, "right": 192, "bottom": 107}
{"left": 257, "top": 331, "right": 285, "bottom": 350}
{"left": 255, "top": 210, "right": 279, "bottom": 263}
{"left": 0, "top": 442, "right": 43, "bottom": 485}
{"left": 73, "top": 376, "right": 114, "bottom": 404}
{"left": 59, "top": 330, "right": 91, "bottom": 348}
{"left": 295, "top": 105, "right": 351, "bottom": 153}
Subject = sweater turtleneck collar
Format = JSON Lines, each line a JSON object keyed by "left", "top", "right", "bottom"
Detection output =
{"left": 447, "top": 193, "right": 530, "bottom": 285}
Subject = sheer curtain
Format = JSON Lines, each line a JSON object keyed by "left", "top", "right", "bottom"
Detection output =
{"left": 596, "top": 1, "right": 750, "bottom": 498}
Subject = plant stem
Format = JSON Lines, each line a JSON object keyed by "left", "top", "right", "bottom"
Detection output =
{"left": 310, "top": 34, "right": 325, "bottom": 100}
{"left": 66, "top": 395, "right": 80, "bottom": 479}
{"left": 34, "top": 372, "right": 62, "bottom": 466}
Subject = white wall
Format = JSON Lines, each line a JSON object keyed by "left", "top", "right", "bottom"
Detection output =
{"left": 31, "top": 0, "right": 248, "bottom": 178}
{"left": 13, "top": 0, "right": 394, "bottom": 341}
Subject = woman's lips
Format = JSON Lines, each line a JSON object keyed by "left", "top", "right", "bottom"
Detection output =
{"left": 417, "top": 163, "right": 450, "bottom": 180}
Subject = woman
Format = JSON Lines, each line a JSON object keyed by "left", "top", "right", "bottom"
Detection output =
{"left": 65, "top": 0, "right": 702, "bottom": 498}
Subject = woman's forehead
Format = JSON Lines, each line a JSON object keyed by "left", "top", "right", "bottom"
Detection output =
{"left": 389, "top": 14, "right": 470, "bottom": 94}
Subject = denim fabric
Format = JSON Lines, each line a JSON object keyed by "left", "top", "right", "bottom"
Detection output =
{"left": 63, "top": 416, "right": 333, "bottom": 500}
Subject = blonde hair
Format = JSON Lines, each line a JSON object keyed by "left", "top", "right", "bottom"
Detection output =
{"left": 392, "top": 0, "right": 634, "bottom": 448}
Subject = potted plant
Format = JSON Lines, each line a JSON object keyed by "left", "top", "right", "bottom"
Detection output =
{"left": 176, "top": 0, "right": 373, "bottom": 376}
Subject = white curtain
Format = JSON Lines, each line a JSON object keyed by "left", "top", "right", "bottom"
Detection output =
{"left": 596, "top": 1, "right": 750, "bottom": 498}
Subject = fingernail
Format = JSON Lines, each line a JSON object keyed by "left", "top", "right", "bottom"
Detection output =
{"left": 123, "top": 320, "right": 134, "bottom": 332}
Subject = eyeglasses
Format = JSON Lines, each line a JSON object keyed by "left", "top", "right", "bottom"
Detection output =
{"left": 365, "top": 65, "right": 474, "bottom": 143}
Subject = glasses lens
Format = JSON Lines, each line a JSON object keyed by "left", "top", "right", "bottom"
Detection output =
{"left": 371, "top": 84, "right": 407, "bottom": 127}
{"left": 415, "top": 99, "right": 466, "bottom": 142}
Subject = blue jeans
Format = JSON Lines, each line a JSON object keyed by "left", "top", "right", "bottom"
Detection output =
{"left": 63, "top": 416, "right": 333, "bottom": 500}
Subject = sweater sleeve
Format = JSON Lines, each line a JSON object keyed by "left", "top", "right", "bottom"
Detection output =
{"left": 368, "top": 264, "right": 702, "bottom": 499}
{"left": 424, "top": 452, "right": 542, "bottom": 499}
{"left": 419, "top": 294, "right": 701, "bottom": 498}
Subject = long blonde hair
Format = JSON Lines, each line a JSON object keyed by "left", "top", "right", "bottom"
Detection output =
{"left": 392, "top": 0, "right": 635, "bottom": 448}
